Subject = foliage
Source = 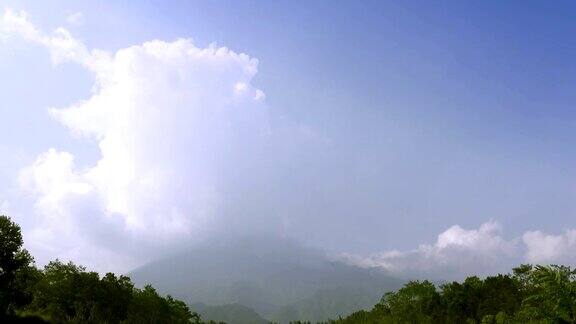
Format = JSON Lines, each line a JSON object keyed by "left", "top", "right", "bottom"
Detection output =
{"left": 0, "top": 215, "right": 36, "bottom": 317}
{"left": 330, "top": 264, "right": 576, "bottom": 324}
{"left": 0, "top": 215, "right": 210, "bottom": 323}
{"left": 380, "top": 280, "right": 441, "bottom": 323}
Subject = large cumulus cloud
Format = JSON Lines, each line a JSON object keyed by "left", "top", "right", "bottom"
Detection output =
{"left": 4, "top": 9, "right": 270, "bottom": 272}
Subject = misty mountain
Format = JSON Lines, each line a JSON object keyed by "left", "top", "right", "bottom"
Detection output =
{"left": 271, "top": 286, "right": 382, "bottom": 323}
{"left": 129, "top": 236, "right": 403, "bottom": 323}
{"left": 191, "top": 303, "right": 268, "bottom": 324}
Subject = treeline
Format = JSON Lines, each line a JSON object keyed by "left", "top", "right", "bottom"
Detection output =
{"left": 0, "top": 215, "right": 219, "bottom": 323}
{"left": 316, "top": 264, "right": 576, "bottom": 323}
{"left": 6, "top": 212, "right": 576, "bottom": 324}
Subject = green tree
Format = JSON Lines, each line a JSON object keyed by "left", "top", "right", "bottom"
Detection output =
{"left": 28, "top": 260, "right": 203, "bottom": 323}
{"left": 0, "top": 215, "right": 205, "bottom": 323}
{"left": 91, "top": 273, "right": 134, "bottom": 323}
{"left": 381, "top": 280, "right": 441, "bottom": 323}
{"left": 126, "top": 285, "right": 204, "bottom": 323}
{"left": 0, "top": 215, "right": 35, "bottom": 317}
{"left": 478, "top": 275, "right": 520, "bottom": 319}
{"left": 441, "top": 281, "right": 470, "bottom": 323}
{"left": 28, "top": 260, "right": 99, "bottom": 322}
{"left": 520, "top": 265, "right": 576, "bottom": 323}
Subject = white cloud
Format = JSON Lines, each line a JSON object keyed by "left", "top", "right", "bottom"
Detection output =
{"left": 66, "top": 12, "right": 84, "bottom": 26}
{"left": 20, "top": 149, "right": 92, "bottom": 213}
{"left": 340, "top": 220, "right": 519, "bottom": 280}
{"left": 0, "top": 200, "right": 9, "bottom": 214}
{"left": 0, "top": 9, "right": 38, "bottom": 40}
{"left": 341, "top": 220, "right": 576, "bottom": 279}
{"left": 1, "top": 9, "right": 108, "bottom": 69}
{"left": 4, "top": 10, "right": 270, "bottom": 273}
{"left": 523, "top": 230, "right": 576, "bottom": 264}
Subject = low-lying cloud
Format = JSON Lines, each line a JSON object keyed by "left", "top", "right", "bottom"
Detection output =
{"left": 340, "top": 220, "right": 576, "bottom": 280}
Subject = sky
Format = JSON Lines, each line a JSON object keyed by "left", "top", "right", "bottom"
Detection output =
{"left": 1, "top": 0, "right": 576, "bottom": 279}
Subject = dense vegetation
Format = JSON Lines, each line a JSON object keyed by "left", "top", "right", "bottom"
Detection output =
{"left": 323, "top": 264, "right": 576, "bottom": 324}
{"left": 0, "top": 215, "right": 216, "bottom": 323}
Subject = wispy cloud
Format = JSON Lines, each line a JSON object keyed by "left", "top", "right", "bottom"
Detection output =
{"left": 66, "top": 12, "right": 84, "bottom": 26}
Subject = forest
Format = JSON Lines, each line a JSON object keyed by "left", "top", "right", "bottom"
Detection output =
{"left": 326, "top": 264, "right": 575, "bottom": 323}
{"left": 0, "top": 215, "right": 211, "bottom": 323}
{"left": 2, "top": 213, "right": 576, "bottom": 324}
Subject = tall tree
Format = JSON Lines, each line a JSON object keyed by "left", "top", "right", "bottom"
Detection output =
{"left": 0, "top": 215, "right": 35, "bottom": 317}
{"left": 380, "top": 280, "right": 441, "bottom": 323}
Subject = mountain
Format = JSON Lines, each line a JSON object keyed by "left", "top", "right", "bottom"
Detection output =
{"left": 191, "top": 303, "right": 269, "bottom": 324}
{"left": 272, "top": 286, "right": 381, "bottom": 323}
{"left": 129, "top": 236, "right": 403, "bottom": 323}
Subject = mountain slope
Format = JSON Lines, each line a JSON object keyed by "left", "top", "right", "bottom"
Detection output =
{"left": 191, "top": 303, "right": 269, "bottom": 324}
{"left": 272, "top": 286, "right": 381, "bottom": 323}
{"left": 129, "top": 236, "right": 402, "bottom": 322}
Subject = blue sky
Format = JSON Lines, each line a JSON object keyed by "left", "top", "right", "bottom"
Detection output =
{"left": 1, "top": 0, "right": 576, "bottom": 277}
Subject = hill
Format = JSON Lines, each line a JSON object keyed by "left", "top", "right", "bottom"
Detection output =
{"left": 272, "top": 286, "right": 381, "bottom": 323}
{"left": 191, "top": 303, "right": 269, "bottom": 324}
{"left": 129, "top": 236, "right": 402, "bottom": 323}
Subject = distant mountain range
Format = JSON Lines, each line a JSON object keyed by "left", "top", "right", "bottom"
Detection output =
{"left": 129, "top": 236, "right": 403, "bottom": 323}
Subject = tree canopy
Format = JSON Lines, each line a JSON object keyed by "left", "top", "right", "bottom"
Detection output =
{"left": 328, "top": 264, "right": 576, "bottom": 324}
{"left": 0, "top": 215, "right": 216, "bottom": 323}
{"left": 0, "top": 215, "right": 35, "bottom": 317}
{"left": 4, "top": 213, "right": 576, "bottom": 324}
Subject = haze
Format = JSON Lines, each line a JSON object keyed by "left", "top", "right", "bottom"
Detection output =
{"left": 1, "top": 0, "right": 576, "bottom": 281}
